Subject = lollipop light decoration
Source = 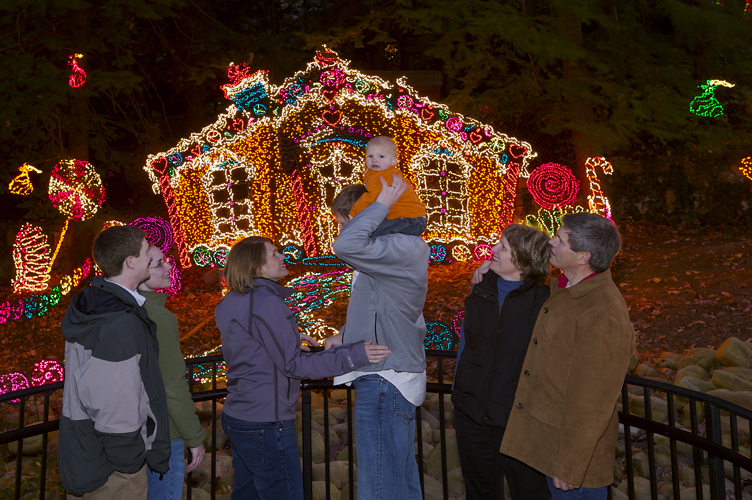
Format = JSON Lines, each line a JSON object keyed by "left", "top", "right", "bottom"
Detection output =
{"left": 68, "top": 54, "right": 86, "bottom": 89}
{"left": 48, "top": 159, "right": 105, "bottom": 266}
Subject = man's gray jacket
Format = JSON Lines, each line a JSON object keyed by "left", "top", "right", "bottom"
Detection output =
{"left": 333, "top": 202, "right": 429, "bottom": 373}
{"left": 59, "top": 277, "right": 170, "bottom": 495}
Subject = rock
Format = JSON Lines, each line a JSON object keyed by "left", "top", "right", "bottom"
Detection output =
{"left": 716, "top": 337, "right": 752, "bottom": 368}
{"left": 678, "top": 353, "right": 719, "bottom": 372}
{"left": 631, "top": 452, "right": 651, "bottom": 478}
{"left": 706, "top": 389, "right": 752, "bottom": 410}
{"left": 447, "top": 467, "right": 465, "bottom": 496}
{"left": 418, "top": 419, "right": 432, "bottom": 444}
{"left": 204, "top": 424, "right": 229, "bottom": 451}
{"left": 340, "top": 482, "right": 355, "bottom": 500}
{"left": 676, "top": 376, "right": 716, "bottom": 393}
{"left": 7, "top": 433, "right": 44, "bottom": 456}
{"left": 633, "top": 364, "right": 661, "bottom": 378}
{"left": 675, "top": 365, "right": 710, "bottom": 383}
{"left": 653, "top": 444, "right": 672, "bottom": 468}
{"left": 312, "top": 409, "right": 327, "bottom": 426}
{"left": 618, "top": 476, "right": 651, "bottom": 498}
{"left": 614, "top": 464, "right": 624, "bottom": 482}
{"left": 189, "top": 463, "right": 211, "bottom": 487}
{"left": 678, "top": 485, "right": 711, "bottom": 500}
{"left": 329, "top": 407, "right": 347, "bottom": 423}
{"left": 417, "top": 440, "right": 435, "bottom": 460}
{"left": 712, "top": 370, "right": 752, "bottom": 392}
{"left": 426, "top": 433, "right": 460, "bottom": 479}
{"left": 194, "top": 400, "right": 223, "bottom": 423}
{"left": 629, "top": 395, "right": 669, "bottom": 423}
{"left": 297, "top": 429, "right": 327, "bottom": 464}
{"left": 724, "top": 459, "right": 752, "bottom": 480}
{"left": 722, "top": 366, "right": 752, "bottom": 381}
{"left": 422, "top": 474, "right": 444, "bottom": 497}
{"left": 328, "top": 389, "right": 349, "bottom": 404}
{"left": 629, "top": 352, "right": 639, "bottom": 372}
{"left": 311, "top": 481, "right": 340, "bottom": 500}
{"left": 312, "top": 461, "right": 353, "bottom": 489}
{"left": 655, "top": 434, "right": 693, "bottom": 457}
{"left": 217, "top": 471, "right": 235, "bottom": 491}
{"left": 681, "top": 466, "right": 696, "bottom": 487}
{"left": 336, "top": 446, "right": 357, "bottom": 464}
{"left": 421, "top": 410, "right": 440, "bottom": 435}
{"left": 611, "top": 485, "right": 629, "bottom": 500}
{"left": 189, "top": 488, "right": 211, "bottom": 500}
{"left": 655, "top": 352, "right": 682, "bottom": 370}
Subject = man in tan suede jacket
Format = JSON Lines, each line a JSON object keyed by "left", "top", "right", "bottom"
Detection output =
{"left": 500, "top": 213, "right": 635, "bottom": 500}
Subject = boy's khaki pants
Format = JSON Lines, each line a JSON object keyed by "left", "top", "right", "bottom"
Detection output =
{"left": 66, "top": 465, "right": 147, "bottom": 500}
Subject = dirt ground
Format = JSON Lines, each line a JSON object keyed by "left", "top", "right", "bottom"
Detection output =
{"left": 1, "top": 222, "right": 751, "bottom": 380}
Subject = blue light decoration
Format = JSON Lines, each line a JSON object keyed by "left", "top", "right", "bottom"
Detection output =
{"left": 283, "top": 245, "right": 302, "bottom": 264}
{"left": 234, "top": 82, "right": 268, "bottom": 112}
{"left": 429, "top": 244, "right": 447, "bottom": 263}
{"left": 424, "top": 321, "right": 457, "bottom": 350}
{"left": 689, "top": 79, "right": 735, "bottom": 117}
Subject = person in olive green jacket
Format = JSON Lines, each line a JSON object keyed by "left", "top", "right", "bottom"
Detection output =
{"left": 139, "top": 246, "right": 205, "bottom": 500}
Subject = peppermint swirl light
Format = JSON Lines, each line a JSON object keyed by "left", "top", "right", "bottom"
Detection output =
{"left": 527, "top": 163, "right": 580, "bottom": 209}
{"left": 131, "top": 216, "right": 174, "bottom": 253}
{"left": 49, "top": 159, "right": 105, "bottom": 221}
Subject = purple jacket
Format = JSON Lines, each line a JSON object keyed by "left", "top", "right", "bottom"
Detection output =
{"left": 215, "top": 278, "right": 370, "bottom": 422}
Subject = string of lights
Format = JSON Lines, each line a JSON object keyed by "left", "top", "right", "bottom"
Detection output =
{"left": 68, "top": 54, "right": 86, "bottom": 88}
{"left": 8, "top": 163, "right": 41, "bottom": 196}
{"left": 12, "top": 224, "right": 52, "bottom": 293}
{"left": 740, "top": 157, "right": 752, "bottom": 181}
{"left": 584, "top": 157, "right": 614, "bottom": 220}
{"left": 527, "top": 162, "right": 580, "bottom": 209}
{"left": 689, "top": 79, "right": 735, "bottom": 117}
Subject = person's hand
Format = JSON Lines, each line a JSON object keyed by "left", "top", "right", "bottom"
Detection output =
{"left": 299, "top": 333, "right": 320, "bottom": 352}
{"left": 363, "top": 339, "right": 391, "bottom": 364}
{"left": 471, "top": 260, "right": 491, "bottom": 284}
{"left": 552, "top": 475, "right": 579, "bottom": 491}
{"left": 374, "top": 174, "right": 407, "bottom": 210}
{"left": 325, "top": 334, "right": 343, "bottom": 350}
{"left": 186, "top": 444, "right": 205, "bottom": 473}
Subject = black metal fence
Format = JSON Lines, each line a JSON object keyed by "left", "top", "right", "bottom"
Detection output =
{"left": 1, "top": 353, "right": 751, "bottom": 499}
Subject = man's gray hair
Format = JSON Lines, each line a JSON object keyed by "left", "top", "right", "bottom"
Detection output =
{"left": 560, "top": 213, "right": 621, "bottom": 273}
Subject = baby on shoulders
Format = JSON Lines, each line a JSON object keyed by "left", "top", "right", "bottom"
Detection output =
{"left": 349, "top": 136, "right": 427, "bottom": 237}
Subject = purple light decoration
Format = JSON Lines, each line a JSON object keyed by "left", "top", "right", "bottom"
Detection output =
{"left": 130, "top": 216, "right": 174, "bottom": 253}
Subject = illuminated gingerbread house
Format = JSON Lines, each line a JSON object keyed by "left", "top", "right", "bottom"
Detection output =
{"left": 143, "top": 49, "right": 536, "bottom": 268}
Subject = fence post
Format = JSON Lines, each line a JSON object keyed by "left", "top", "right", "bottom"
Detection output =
{"left": 705, "top": 402, "right": 726, "bottom": 500}
{"left": 302, "top": 384, "right": 313, "bottom": 500}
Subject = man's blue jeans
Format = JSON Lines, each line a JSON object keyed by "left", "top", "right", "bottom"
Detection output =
{"left": 353, "top": 374, "right": 422, "bottom": 500}
{"left": 147, "top": 438, "right": 185, "bottom": 500}
{"left": 221, "top": 413, "right": 303, "bottom": 500}
{"left": 547, "top": 476, "right": 607, "bottom": 500}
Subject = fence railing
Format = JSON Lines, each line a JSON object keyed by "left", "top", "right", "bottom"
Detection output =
{"left": 1, "top": 353, "right": 751, "bottom": 499}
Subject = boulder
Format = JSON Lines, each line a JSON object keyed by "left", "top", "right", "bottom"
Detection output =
{"left": 655, "top": 434, "right": 693, "bottom": 456}
{"left": 618, "top": 476, "right": 651, "bottom": 498}
{"left": 716, "top": 337, "right": 752, "bottom": 368}
{"left": 653, "top": 444, "right": 672, "bottom": 468}
{"left": 611, "top": 485, "right": 629, "bottom": 500}
{"left": 204, "top": 424, "right": 229, "bottom": 451}
{"left": 329, "top": 407, "right": 347, "bottom": 423}
{"left": 706, "top": 389, "right": 752, "bottom": 410}
{"left": 297, "top": 429, "right": 327, "bottom": 464}
{"left": 722, "top": 366, "right": 752, "bottom": 381}
{"left": 678, "top": 353, "right": 719, "bottom": 372}
{"left": 675, "top": 376, "right": 716, "bottom": 393}
{"left": 629, "top": 353, "right": 639, "bottom": 372}
{"left": 633, "top": 364, "right": 660, "bottom": 378}
{"left": 336, "top": 445, "right": 357, "bottom": 465}
{"left": 311, "top": 481, "right": 340, "bottom": 500}
{"left": 194, "top": 400, "right": 223, "bottom": 423}
{"left": 631, "top": 452, "right": 651, "bottom": 479}
{"left": 312, "top": 461, "right": 353, "bottom": 489}
{"left": 417, "top": 419, "right": 432, "bottom": 444}
{"left": 7, "top": 433, "right": 44, "bottom": 457}
{"left": 422, "top": 474, "right": 444, "bottom": 498}
{"left": 678, "top": 485, "right": 711, "bottom": 500}
{"left": 724, "top": 460, "right": 752, "bottom": 480}
{"left": 675, "top": 365, "right": 710, "bottom": 383}
{"left": 629, "top": 395, "right": 669, "bottom": 423}
{"left": 655, "top": 352, "right": 682, "bottom": 370}
{"left": 712, "top": 371, "right": 752, "bottom": 392}
{"left": 425, "top": 433, "right": 460, "bottom": 479}
{"left": 189, "top": 488, "right": 211, "bottom": 500}
{"left": 447, "top": 467, "right": 465, "bottom": 496}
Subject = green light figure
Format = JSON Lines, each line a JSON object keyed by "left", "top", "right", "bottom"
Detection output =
{"left": 689, "top": 79, "right": 735, "bottom": 117}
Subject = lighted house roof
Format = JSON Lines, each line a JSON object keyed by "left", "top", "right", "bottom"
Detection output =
{"left": 144, "top": 49, "right": 536, "bottom": 268}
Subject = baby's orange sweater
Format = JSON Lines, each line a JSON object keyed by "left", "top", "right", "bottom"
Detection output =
{"left": 350, "top": 166, "right": 427, "bottom": 220}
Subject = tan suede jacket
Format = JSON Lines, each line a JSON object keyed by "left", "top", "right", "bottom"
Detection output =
{"left": 500, "top": 269, "right": 635, "bottom": 488}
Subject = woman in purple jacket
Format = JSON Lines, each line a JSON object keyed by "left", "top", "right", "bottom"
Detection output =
{"left": 215, "top": 236, "right": 390, "bottom": 500}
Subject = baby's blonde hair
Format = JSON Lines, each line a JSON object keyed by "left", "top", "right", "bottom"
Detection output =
{"left": 366, "top": 136, "right": 398, "bottom": 157}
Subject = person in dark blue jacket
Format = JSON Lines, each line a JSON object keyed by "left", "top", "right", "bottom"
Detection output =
{"left": 215, "top": 236, "right": 391, "bottom": 500}
{"left": 452, "top": 224, "right": 552, "bottom": 500}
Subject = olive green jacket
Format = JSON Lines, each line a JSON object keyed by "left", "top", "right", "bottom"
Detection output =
{"left": 142, "top": 291, "right": 205, "bottom": 449}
